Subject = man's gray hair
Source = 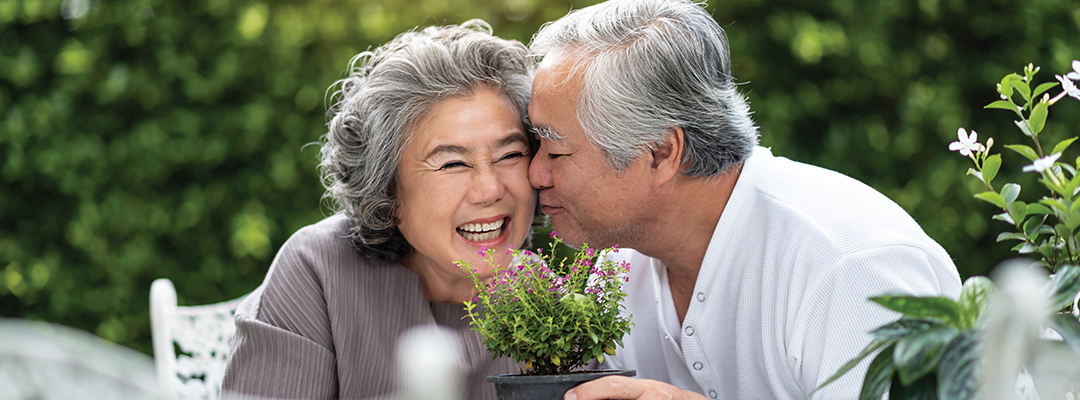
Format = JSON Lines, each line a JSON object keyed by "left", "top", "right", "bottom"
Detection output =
{"left": 320, "top": 20, "right": 532, "bottom": 261}
{"left": 530, "top": 0, "right": 758, "bottom": 176}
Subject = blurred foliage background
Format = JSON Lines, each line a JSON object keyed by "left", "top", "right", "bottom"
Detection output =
{"left": 1, "top": 0, "right": 1079, "bottom": 355}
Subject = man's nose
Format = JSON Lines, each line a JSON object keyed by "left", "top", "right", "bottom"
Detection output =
{"left": 529, "top": 146, "right": 553, "bottom": 190}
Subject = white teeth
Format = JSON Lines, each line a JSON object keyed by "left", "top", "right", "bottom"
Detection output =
{"left": 457, "top": 218, "right": 506, "bottom": 242}
{"left": 457, "top": 218, "right": 505, "bottom": 233}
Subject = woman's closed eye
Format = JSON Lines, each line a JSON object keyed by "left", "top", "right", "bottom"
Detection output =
{"left": 438, "top": 160, "right": 469, "bottom": 170}
{"left": 497, "top": 151, "right": 527, "bottom": 162}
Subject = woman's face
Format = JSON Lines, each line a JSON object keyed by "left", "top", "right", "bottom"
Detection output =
{"left": 396, "top": 86, "right": 536, "bottom": 287}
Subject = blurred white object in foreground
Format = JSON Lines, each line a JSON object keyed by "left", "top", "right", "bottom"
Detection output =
{"left": 395, "top": 325, "right": 465, "bottom": 400}
{"left": 0, "top": 318, "right": 164, "bottom": 399}
{"left": 981, "top": 260, "right": 1080, "bottom": 400}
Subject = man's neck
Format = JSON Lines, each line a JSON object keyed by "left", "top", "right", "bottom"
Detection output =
{"left": 636, "top": 163, "right": 743, "bottom": 323}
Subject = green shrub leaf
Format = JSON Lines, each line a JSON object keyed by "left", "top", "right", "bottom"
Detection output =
{"left": 870, "top": 295, "right": 961, "bottom": 326}
{"left": 936, "top": 331, "right": 980, "bottom": 400}
{"left": 1029, "top": 101, "right": 1049, "bottom": 135}
{"left": 996, "top": 232, "right": 1027, "bottom": 242}
{"left": 808, "top": 338, "right": 894, "bottom": 399}
{"left": 1050, "top": 314, "right": 1080, "bottom": 354}
{"left": 1033, "top": 82, "right": 1059, "bottom": 99}
{"left": 893, "top": 325, "right": 959, "bottom": 386}
{"left": 974, "top": 192, "right": 1006, "bottom": 209}
{"left": 1000, "top": 183, "right": 1021, "bottom": 204}
{"left": 957, "top": 276, "right": 996, "bottom": 330}
{"left": 1046, "top": 265, "right": 1080, "bottom": 310}
{"left": 1026, "top": 203, "right": 1053, "bottom": 215}
{"left": 859, "top": 345, "right": 896, "bottom": 400}
{"left": 1005, "top": 144, "right": 1039, "bottom": 160}
{"left": 1052, "top": 137, "right": 1079, "bottom": 156}
{"left": 981, "top": 154, "right": 1002, "bottom": 184}
{"left": 984, "top": 100, "right": 1016, "bottom": 111}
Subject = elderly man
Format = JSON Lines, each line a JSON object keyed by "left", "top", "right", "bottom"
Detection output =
{"left": 526, "top": 0, "right": 963, "bottom": 399}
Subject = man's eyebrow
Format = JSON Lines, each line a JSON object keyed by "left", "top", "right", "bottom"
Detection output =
{"left": 530, "top": 125, "right": 565, "bottom": 141}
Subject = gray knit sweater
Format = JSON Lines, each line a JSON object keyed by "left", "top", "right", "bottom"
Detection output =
{"left": 221, "top": 214, "right": 515, "bottom": 399}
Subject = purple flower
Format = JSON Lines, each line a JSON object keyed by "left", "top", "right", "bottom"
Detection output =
{"left": 478, "top": 248, "right": 488, "bottom": 256}
{"left": 550, "top": 230, "right": 558, "bottom": 239}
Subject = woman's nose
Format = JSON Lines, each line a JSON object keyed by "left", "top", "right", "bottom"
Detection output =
{"left": 468, "top": 165, "right": 507, "bottom": 206}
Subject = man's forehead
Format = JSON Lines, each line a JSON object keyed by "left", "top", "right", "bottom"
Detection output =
{"left": 533, "top": 51, "right": 588, "bottom": 94}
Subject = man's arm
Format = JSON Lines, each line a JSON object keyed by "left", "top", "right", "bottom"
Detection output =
{"left": 564, "top": 376, "right": 707, "bottom": 400}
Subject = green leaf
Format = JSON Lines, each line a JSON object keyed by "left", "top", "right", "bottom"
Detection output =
{"left": 1001, "top": 183, "right": 1021, "bottom": 204}
{"left": 993, "top": 212, "right": 1015, "bottom": 225}
{"left": 871, "top": 295, "right": 961, "bottom": 326}
{"left": 1011, "top": 78, "right": 1032, "bottom": 102}
{"left": 1052, "top": 137, "right": 1079, "bottom": 156}
{"left": 1027, "top": 203, "right": 1053, "bottom": 215}
{"left": 1007, "top": 201, "right": 1028, "bottom": 226}
{"left": 936, "top": 331, "right": 980, "bottom": 400}
{"left": 1005, "top": 144, "right": 1039, "bottom": 160}
{"left": 1030, "top": 101, "right": 1049, "bottom": 135}
{"left": 1050, "top": 313, "right": 1080, "bottom": 354}
{"left": 890, "top": 370, "right": 939, "bottom": 400}
{"left": 966, "top": 168, "right": 984, "bottom": 183}
{"left": 1022, "top": 216, "right": 1042, "bottom": 237}
{"left": 870, "top": 318, "right": 942, "bottom": 341}
{"left": 1042, "top": 198, "right": 1069, "bottom": 215}
{"left": 999, "top": 75, "right": 1014, "bottom": 97}
{"left": 1069, "top": 211, "right": 1080, "bottom": 230}
{"left": 984, "top": 100, "right": 1017, "bottom": 111}
{"left": 957, "top": 276, "right": 995, "bottom": 330}
{"left": 982, "top": 154, "right": 1002, "bottom": 184}
{"left": 1046, "top": 265, "right": 1080, "bottom": 310}
{"left": 996, "top": 232, "right": 1027, "bottom": 242}
{"left": 859, "top": 345, "right": 896, "bottom": 400}
{"left": 1033, "top": 82, "right": 1060, "bottom": 99}
{"left": 808, "top": 337, "right": 895, "bottom": 398}
{"left": 1015, "top": 120, "right": 1035, "bottom": 138}
{"left": 893, "top": 325, "right": 960, "bottom": 386}
{"left": 974, "top": 191, "right": 1006, "bottom": 209}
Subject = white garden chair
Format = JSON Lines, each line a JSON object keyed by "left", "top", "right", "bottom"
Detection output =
{"left": 150, "top": 278, "right": 248, "bottom": 400}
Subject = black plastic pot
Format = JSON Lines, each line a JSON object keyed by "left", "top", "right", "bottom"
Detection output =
{"left": 487, "top": 369, "right": 636, "bottom": 400}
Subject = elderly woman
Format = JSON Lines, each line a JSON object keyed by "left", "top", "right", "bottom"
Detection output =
{"left": 221, "top": 20, "right": 532, "bottom": 399}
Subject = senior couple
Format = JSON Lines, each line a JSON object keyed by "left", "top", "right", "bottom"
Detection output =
{"left": 222, "top": 0, "right": 962, "bottom": 399}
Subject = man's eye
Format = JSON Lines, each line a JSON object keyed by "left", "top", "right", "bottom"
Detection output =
{"left": 548, "top": 153, "right": 569, "bottom": 159}
{"left": 438, "top": 161, "right": 468, "bottom": 170}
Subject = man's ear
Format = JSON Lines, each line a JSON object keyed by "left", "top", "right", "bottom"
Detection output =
{"left": 649, "top": 127, "right": 684, "bottom": 186}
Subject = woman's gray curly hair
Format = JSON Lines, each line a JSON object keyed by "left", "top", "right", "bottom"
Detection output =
{"left": 320, "top": 19, "right": 532, "bottom": 261}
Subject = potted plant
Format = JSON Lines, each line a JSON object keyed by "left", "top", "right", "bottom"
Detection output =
{"left": 813, "top": 61, "right": 1080, "bottom": 399}
{"left": 459, "top": 232, "right": 635, "bottom": 400}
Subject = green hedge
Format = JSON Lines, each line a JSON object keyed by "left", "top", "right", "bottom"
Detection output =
{"left": 2, "top": 0, "right": 1078, "bottom": 355}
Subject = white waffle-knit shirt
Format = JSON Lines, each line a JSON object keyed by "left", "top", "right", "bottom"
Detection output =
{"left": 601, "top": 147, "right": 962, "bottom": 399}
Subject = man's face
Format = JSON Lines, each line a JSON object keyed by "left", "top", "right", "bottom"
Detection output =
{"left": 528, "top": 56, "right": 653, "bottom": 249}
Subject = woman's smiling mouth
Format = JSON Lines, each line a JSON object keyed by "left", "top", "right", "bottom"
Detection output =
{"left": 457, "top": 217, "right": 508, "bottom": 243}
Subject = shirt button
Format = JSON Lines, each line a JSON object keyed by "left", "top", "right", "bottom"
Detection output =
{"left": 685, "top": 326, "right": 694, "bottom": 336}
{"left": 709, "top": 390, "right": 718, "bottom": 398}
{"left": 655, "top": 296, "right": 660, "bottom": 304}
{"left": 696, "top": 292, "right": 705, "bottom": 302}
{"left": 664, "top": 335, "right": 670, "bottom": 341}
{"left": 693, "top": 362, "right": 703, "bottom": 370}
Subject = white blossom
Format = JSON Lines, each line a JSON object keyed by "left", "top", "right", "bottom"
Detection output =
{"left": 1067, "top": 59, "right": 1080, "bottom": 81}
{"left": 1022, "top": 153, "right": 1061, "bottom": 173}
{"left": 1058, "top": 74, "right": 1080, "bottom": 101}
{"left": 949, "top": 127, "right": 983, "bottom": 157}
